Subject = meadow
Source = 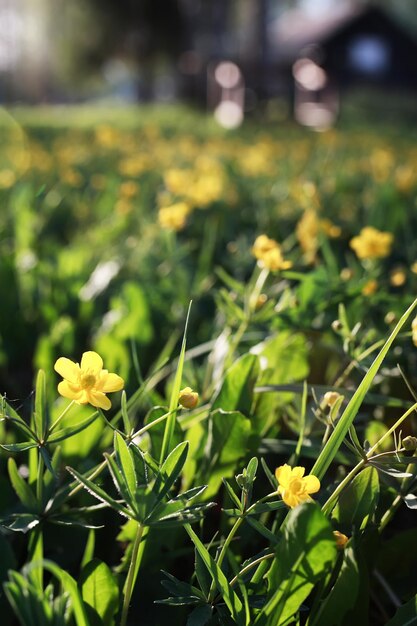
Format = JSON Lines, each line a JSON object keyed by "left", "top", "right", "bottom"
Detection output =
{"left": 1, "top": 105, "right": 417, "bottom": 625}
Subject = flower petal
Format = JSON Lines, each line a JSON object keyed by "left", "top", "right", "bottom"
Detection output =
{"left": 275, "top": 464, "right": 292, "bottom": 489}
{"left": 54, "top": 358, "right": 80, "bottom": 383}
{"left": 303, "top": 475, "right": 321, "bottom": 494}
{"left": 58, "top": 380, "right": 83, "bottom": 401}
{"left": 99, "top": 372, "right": 125, "bottom": 393}
{"left": 88, "top": 391, "right": 112, "bottom": 410}
{"left": 282, "top": 490, "right": 300, "bottom": 508}
{"left": 81, "top": 351, "right": 103, "bottom": 373}
{"left": 292, "top": 466, "right": 306, "bottom": 479}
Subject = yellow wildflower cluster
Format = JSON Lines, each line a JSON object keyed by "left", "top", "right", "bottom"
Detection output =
{"left": 251, "top": 235, "right": 292, "bottom": 272}
{"left": 54, "top": 351, "right": 124, "bottom": 410}
{"left": 275, "top": 464, "right": 320, "bottom": 508}
{"left": 350, "top": 226, "right": 393, "bottom": 260}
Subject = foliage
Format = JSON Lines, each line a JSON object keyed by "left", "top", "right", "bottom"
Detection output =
{"left": 1, "top": 107, "right": 417, "bottom": 625}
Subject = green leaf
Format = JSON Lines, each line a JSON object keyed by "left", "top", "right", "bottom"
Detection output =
{"left": 114, "top": 432, "right": 137, "bottom": 497}
{"left": 34, "top": 369, "right": 47, "bottom": 440}
{"left": 386, "top": 594, "right": 417, "bottom": 626}
{"left": 66, "top": 466, "right": 132, "bottom": 519}
{"left": 245, "top": 516, "right": 278, "bottom": 545}
{"left": 222, "top": 478, "right": 242, "bottom": 510}
{"left": 48, "top": 411, "right": 99, "bottom": 443}
{"left": 187, "top": 604, "right": 213, "bottom": 626}
{"left": 104, "top": 452, "right": 133, "bottom": 505}
{"left": 248, "top": 501, "right": 286, "bottom": 515}
{"left": 259, "top": 503, "right": 337, "bottom": 626}
{"left": 312, "top": 297, "right": 417, "bottom": 480}
{"left": 184, "top": 524, "right": 245, "bottom": 626}
{"left": 80, "top": 559, "right": 119, "bottom": 626}
{"left": 0, "top": 442, "right": 38, "bottom": 452}
{"left": 204, "top": 410, "right": 253, "bottom": 498}
{"left": 309, "top": 546, "right": 359, "bottom": 626}
{"left": 195, "top": 548, "right": 211, "bottom": 599}
{"left": 121, "top": 391, "right": 131, "bottom": 433}
{"left": 160, "top": 301, "right": 192, "bottom": 463}
{"left": 212, "top": 353, "right": 259, "bottom": 414}
{"left": 40, "top": 560, "right": 90, "bottom": 626}
{"left": 332, "top": 466, "right": 379, "bottom": 530}
{"left": 7, "top": 458, "right": 38, "bottom": 512}
{"left": 2, "top": 513, "right": 40, "bottom": 533}
{"left": 246, "top": 457, "right": 258, "bottom": 483}
{"left": 154, "top": 441, "right": 189, "bottom": 502}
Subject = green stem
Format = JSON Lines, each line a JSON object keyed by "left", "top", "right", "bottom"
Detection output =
{"left": 121, "top": 522, "right": 144, "bottom": 626}
{"left": 208, "top": 517, "right": 244, "bottom": 602}
{"left": 48, "top": 400, "right": 76, "bottom": 434}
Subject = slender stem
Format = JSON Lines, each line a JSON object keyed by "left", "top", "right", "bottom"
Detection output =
{"left": 321, "top": 459, "right": 366, "bottom": 516}
{"left": 48, "top": 400, "right": 75, "bottom": 434}
{"left": 208, "top": 517, "right": 244, "bottom": 602}
{"left": 120, "top": 522, "right": 144, "bottom": 626}
{"left": 229, "top": 552, "right": 274, "bottom": 588}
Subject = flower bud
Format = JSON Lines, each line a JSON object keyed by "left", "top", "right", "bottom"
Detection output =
{"left": 333, "top": 530, "right": 349, "bottom": 550}
{"left": 322, "top": 391, "right": 342, "bottom": 408}
{"left": 403, "top": 436, "right": 417, "bottom": 452}
{"left": 331, "top": 320, "right": 343, "bottom": 332}
{"left": 179, "top": 387, "right": 199, "bottom": 409}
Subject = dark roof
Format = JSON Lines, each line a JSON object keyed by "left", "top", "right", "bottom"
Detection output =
{"left": 268, "top": 3, "right": 417, "bottom": 63}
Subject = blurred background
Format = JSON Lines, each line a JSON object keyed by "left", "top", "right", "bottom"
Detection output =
{"left": 1, "top": 0, "right": 417, "bottom": 127}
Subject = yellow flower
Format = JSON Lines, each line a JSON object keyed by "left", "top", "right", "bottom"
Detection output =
{"left": 333, "top": 530, "right": 349, "bottom": 550}
{"left": 350, "top": 227, "right": 393, "bottom": 260}
{"left": 275, "top": 464, "right": 320, "bottom": 508}
{"left": 54, "top": 351, "right": 124, "bottom": 410}
{"left": 251, "top": 235, "right": 292, "bottom": 271}
{"left": 361, "top": 279, "right": 378, "bottom": 296}
{"left": 389, "top": 267, "right": 406, "bottom": 287}
{"left": 296, "top": 209, "right": 319, "bottom": 262}
{"left": 158, "top": 202, "right": 190, "bottom": 231}
{"left": 179, "top": 387, "right": 199, "bottom": 409}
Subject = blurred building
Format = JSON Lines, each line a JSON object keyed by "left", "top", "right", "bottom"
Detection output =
{"left": 180, "top": 2, "right": 417, "bottom": 126}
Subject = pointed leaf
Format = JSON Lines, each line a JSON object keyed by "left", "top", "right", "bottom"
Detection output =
{"left": 34, "top": 369, "right": 47, "bottom": 440}
{"left": 114, "top": 432, "right": 137, "bottom": 497}
{"left": 66, "top": 466, "right": 132, "bottom": 519}
{"left": 80, "top": 559, "right": 119, "bottom": 626}
{"left": 312, "top": 297, "right": 417, "bottom": 480}
{"left": 48, "top": 411, "right": 99, "bottom": 443}
{"left": 154, "top": 441, "right": 189, "bottom": 502}
{"left": 184, "top": 524, "right": 245, "bottom": 626}
{"left": 8, "top": 458, "right": 38, "bottom": 512}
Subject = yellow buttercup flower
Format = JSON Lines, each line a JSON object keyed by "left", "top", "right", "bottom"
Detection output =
{"left": 251, "top": 235, "right": 292, "bottom": 271}
{"left": 350, "top": 226, "right": 393, "bottom": 260}
{"left": 275, "top": 464, "right": 320, "bottom": 508}
{"left": 54, "top": 351, "right": 124, "bottom": 410}
{"left": 178, "top": 387, "right": 199, "bottom": 409}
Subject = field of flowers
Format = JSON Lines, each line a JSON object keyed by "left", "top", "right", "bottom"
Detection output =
{"left": 1, "top": 105, "right": 417, "bottom": 626}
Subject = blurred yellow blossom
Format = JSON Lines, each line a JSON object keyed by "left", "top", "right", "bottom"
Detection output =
{"left": 158, "top": 202, "right": 191, "bottom": 231}
{"left": 362, "top": 279, "right": 378, "bottom": 296}
{"left": 350, "top": 227, "right": 393, "bottom": 260}
{"left": 179, "top": 387, "right": 199, "bottom": 409}
{"left": 54, "top": 351, "right": 124, "bottom": 410}
{"left": 411, "top": 316, "right": 417, "bottom": 346}
{"left": 390, "top": 267, "right": 407, "bottom": 287}
{"left": 251, "top": 235, "right": 292, "bottom": 271}
{"left": 275, "top": 464, "right": 320, "bottom": 508}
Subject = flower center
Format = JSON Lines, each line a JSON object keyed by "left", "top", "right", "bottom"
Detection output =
{"left": 80, "top": 373, "right": 97, "bottom": 389}
{"left": 290, "top": 478, "right": 303, "bottom": 494}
